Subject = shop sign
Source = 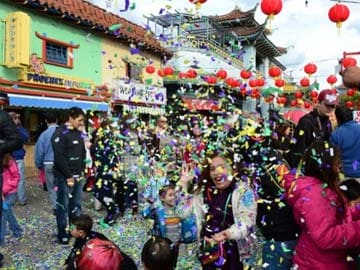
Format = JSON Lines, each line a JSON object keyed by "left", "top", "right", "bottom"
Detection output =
{"left": 113, "top": 81, "right": 166, "bottom": 105}
{"left": 4, "top": 12, "right": 30, "bottom": 68}
{"left": 17, "top": 54, "right": 94, "bottom": 91}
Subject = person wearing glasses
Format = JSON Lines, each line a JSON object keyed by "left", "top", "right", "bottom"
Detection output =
{"left": 290, "top": 89, "right": 338, "bottom": 169}
{"left": 8, "top": 112, "right": 29, "bottom": 206}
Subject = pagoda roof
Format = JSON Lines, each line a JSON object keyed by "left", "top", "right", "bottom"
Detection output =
{"left": 210, "top": 5, "right": 258, "bottom": 26}
{"left": 9, "top": 0, "right": 171, "bottom": 57}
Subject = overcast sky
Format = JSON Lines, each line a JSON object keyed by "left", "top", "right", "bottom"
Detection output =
{"left": 89, "top": 0, "right": 360, "bottom": 89}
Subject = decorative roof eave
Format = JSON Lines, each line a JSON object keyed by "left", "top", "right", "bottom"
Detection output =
{"left": 209, "top": 4, "right": 258, "bottom": 24}
{"left": 9, "top": 0, "right": 172, "bottom": 58}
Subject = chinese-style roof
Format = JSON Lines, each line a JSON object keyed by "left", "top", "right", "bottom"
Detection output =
{"left": 9, "top": 0, "right": 172, "bottom": 57}
{"left": 210, "top": 5, "right": 258, "bottom": 26}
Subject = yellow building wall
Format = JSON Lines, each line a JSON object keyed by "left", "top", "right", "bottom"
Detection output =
{"left": 100, "top": 39, "right": 163, "bottom": 87}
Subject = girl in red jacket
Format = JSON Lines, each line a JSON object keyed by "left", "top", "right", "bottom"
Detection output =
{"left": 284, "top": 140, "right": 360, "bottom": 270}
{"left": 0, "top": 153, "right": 23, "bottom": 246}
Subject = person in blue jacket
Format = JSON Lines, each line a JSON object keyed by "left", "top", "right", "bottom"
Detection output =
{"left": 330, "top": 105, "right": 360, "bottom": 180}
{"left": 34, "top": 111, "right": 58, "bottom": 213}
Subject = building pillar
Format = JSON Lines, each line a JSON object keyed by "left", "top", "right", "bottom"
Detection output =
{"left": 242, "top": 45, "right": 256, "bottom": 72}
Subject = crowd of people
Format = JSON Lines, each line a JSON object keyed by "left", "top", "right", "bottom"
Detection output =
{"left": 0, "top": 67, "right": 360, "bottom": 269}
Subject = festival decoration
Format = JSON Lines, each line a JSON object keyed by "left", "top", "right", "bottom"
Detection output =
{"left": 189, "top": 0, "right": 207, "bottom": 9}
{"left": 206, "top": 76, "right": 217, "bottom": 84}
{"left": 346, "top": 100, "right": 354, "bottom": 108}
{"left": 249, "top": 79, "right": 258, "bottom": 88}
{"left": 240, "top": 70, "right": 252, "bottom": 80}
{"left": 347, "top": 89, "right": 355, "bottom": 97}
{"left": 310, "top": 90, "right": 318, "bottom": 98}
{"left": 300, "top": 77, "right": 310, "bottom": 87}
{"left": 342, "top": 57, "right": 357, "bottom": 68}
{"left": 328, "top": 3, "right": 350, "bottom": 32}
{"left": 216, "top": 69, "right": 227, "bottom": 80}
{"left": 163, "top": 66, "right": 174, "bottom": 76}
{"left": 145, "top": 65, "right": 155, "bottom": 74}
{"left": 187, "top": 69, "right": 198, "bottom": 79}
{"left": 260, "top": 0, "right": 283, "bottom": 27}
{"left": 268, "top": 66, "right": 281, "bottom": 78}
{"left": 157, "top": 69, "right": 165, "bottom": 77}
{"left": 275, "top": 78, "right": 285, "bottom": 88}
{"left": 304, "top": 63, "right": 317, "bottom": 76}
{"left": 257, "top": 78, "right": 266, "bottom": 88}
{"left": 326, "top": 75, "right": 337, "bottom": 85}
{"left": 294, "top": 91, "right": 303, "bottom": 99}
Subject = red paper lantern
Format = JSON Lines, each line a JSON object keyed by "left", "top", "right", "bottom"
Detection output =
{"left": 294, "top": 91, "right": 303, "bottom": 99}
{"left": 326, "top": 75, "right": 337, "bottom": 85}
{"left": 347, "top": 89, "right": 355, "bottom": 96}
{"left": 240, "top": 89, "right": 247, "bottom": 96}
{"left": 189, "top": 0, "right": 207, "bottom": 4}
{"left": 328, "top": 3, "right": 350, "bottom": 29}
{"left": 290, "top": 99, "right": 297, "bottom": 107}
{"left": 240, "top": 70, "right": 252, "bottom": 80}
{"left": 310, "top": 90, "right": 318, "bottom": 98}
{"left": 249, "top": 79, "right": 258, "bottom": 88}
{"left": 346, "top": 100, "right": 354, "bottom": 108}
{"left": 232, "top": 80, "right": 241, "bottom": 88}
{"left": 275, "top": 78, "right": 285, "bottom": 88}
{"left": 216, "top": 69, "right": 227, "bottom": 80}
{"left": 304, "top": 63, "right": 317, "bottom": 76}
{"left": 163, "top": 66, "right": 174, "bottom": 76}
{"left": 178, "top": 72, "right": 187, "bottom": 79}
{"left": 300, "top": 77, "right": 310, "bottom": 87}
{"left": 257, "top": 78, "right": 265, "bottom": 87}
{"left": 269, "top": 66, "right": 281, "bottom": 78}
{"left": 157, "top": 69, "right": 165, "bottom": 77}
{"left": 206, "top": 76, "right": 217, "bottom": 84}
{"left": 261, "top": 0, "right": 283, "bottom": 18}
{"left": 342, "top": 57, "right": 357, "bottom": 68}
{"left": 250, "top": 89, "right": 260, "bottom": 99}
{"left": 187, "top": 69, "right": 197, "bottom": 78}
{"left": 276, "top": 96, "right": 286, "bottom": 105}
{"left": 304, "top": 102, "right": 311, "bottom": 109}
{"left": 225, "top": 77, "right": 235, "bottom": 86}
{"left": 145, "top": 65, "right": 155, "bottom": 74}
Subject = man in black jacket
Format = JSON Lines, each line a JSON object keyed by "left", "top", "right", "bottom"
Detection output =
{"left": 52, "top": 107, "right": 86, "bottom": 245}
{"left": 290, "top": 89, "right": 337, "bottom": 169}
{"left": 0, "top": 108, "right": 23, "bottom": 266}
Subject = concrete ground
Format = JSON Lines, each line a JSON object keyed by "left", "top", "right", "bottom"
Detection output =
{"left": 0, "top": 168, "right": 200, "bottom": 270}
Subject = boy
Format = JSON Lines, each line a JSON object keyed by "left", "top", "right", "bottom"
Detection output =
{"left": 64, "top": 214, "right": 136, "bottom": 270}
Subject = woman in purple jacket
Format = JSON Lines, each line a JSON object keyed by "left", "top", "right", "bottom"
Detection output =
{"left": 284, "top": 139, "right": 360, "bottom": 270}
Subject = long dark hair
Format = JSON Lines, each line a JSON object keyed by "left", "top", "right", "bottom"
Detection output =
{"left": 188, "top": 150, "right": 242, "bottom": 194}
{"left": 301, "top": 139, "right": 345, "bottom": 207}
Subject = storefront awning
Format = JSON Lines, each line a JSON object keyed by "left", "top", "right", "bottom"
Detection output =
{"left": 8, "top": 94, "right": 109, "bottom": 112}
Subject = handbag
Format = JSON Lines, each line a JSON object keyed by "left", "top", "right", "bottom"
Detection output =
{"left": 200, "top": 241, "right": 225, "bottom": 266}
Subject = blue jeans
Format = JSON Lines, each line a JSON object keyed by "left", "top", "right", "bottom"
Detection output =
{"left": 55, "top": 174, "right": 84, "bottom": 240}
{"left": 262, "top": 239, "right": 297, "bottom": 270}
{"left": 1, "top": 193, "right": 23, "bottom": 245}
{"left": 16, "top": 159, "right": 27, "bottom": 203}
{"left": 44, "top": 164, "right": 57, "bottom": 210}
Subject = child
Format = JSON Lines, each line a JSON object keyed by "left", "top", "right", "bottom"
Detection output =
{"left": 1, "top": 153, "right": 23, "bottom": 246}
{"left": 142, "top": 184, "right": 196, "bottom": 269}
{"left": 141, "top": 236, "right": 174, "bottom": 270}
{"left": 64, "top": 214, "right": 137, "bottom": 270}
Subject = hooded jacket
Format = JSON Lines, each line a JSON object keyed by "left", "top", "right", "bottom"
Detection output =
{"left": 283, "top": 174, "right": 360, "bottom": 270}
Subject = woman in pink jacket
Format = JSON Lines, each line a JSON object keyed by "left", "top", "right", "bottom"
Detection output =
{"left": 0, "top": 153, "right": 23, "bottom": 246}
{"left": 284, "top": 140, "right": 360, "bottom": 270}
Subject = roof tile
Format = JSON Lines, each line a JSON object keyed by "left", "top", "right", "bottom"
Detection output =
{"left": 11, "top": 0, "right": 170, "bottom": 56}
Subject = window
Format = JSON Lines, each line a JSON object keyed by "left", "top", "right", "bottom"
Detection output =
{"left": 45, "top": 42, "right": 68, "bottom": 66}
{"left": 36, "top": 32, "right": 79, "bottom": 69}
{"left": 125, "top": 62, "right": 143, "bottom": 82}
